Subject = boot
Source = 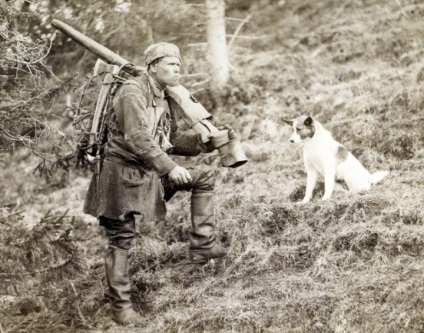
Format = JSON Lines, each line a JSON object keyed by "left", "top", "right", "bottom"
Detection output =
{"left": 189, "top": 192, "right": 227, "bottom": 264}
{"left": 105, "top": 247, "right": 142, "bottom": 325}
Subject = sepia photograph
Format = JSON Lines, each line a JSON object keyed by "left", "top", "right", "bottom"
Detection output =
{"left": 1, "top": 0, "right": 423, "bottom": 332}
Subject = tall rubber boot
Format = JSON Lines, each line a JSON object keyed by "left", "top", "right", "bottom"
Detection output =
{"left": 189, "top": 192, "right": 226, "bottom": 263}
{"left": 105, "top": 247, "right": 142, "bottom": 325}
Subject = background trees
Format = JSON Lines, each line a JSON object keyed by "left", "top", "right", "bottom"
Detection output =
{"left": 0, "top": 0, "right": 60, "bottom": 153}
{"left": 205, "top": 0, "right": 230, "bottom": 99}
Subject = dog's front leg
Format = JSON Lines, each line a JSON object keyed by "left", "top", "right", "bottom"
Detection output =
{"left": 302, "top": 167, "right": 318, "bottom": 203}
{"left": 322, "top": 163, "right": 336, "bottom": 201}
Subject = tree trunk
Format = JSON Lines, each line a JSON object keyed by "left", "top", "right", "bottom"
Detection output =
{"left": 205, "top": 0, "right": 229, "bottom": 102}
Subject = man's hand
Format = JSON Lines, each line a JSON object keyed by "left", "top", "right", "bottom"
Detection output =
{"left": 217, "top": 124, "right": 238, "bottom": 141}
{"left": 168, "top": 166, "right": 192, "bottom": 186}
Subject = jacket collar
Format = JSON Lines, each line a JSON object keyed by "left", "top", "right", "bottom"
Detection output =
{"left": 148, "top": 75, "right": 165, "bottom": 99}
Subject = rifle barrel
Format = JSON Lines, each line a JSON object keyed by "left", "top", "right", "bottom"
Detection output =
{"left": 51, "top": 19, "right": 139, "bottom": 76}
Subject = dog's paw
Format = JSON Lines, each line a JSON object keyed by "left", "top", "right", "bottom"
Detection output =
{"left": 321, "top": 195, "right": 331, "bottom": 201}
{"left": 297, "top": 198, "right": 310, "bottom": 205}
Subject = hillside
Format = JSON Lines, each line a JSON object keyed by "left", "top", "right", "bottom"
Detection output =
{"left": 1, "top": 0, "right": 424, "bottom": 332}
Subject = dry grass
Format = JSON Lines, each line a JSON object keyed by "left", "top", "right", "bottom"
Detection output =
{"left": 1, "top": 0, "right": 424, "bottom": 332}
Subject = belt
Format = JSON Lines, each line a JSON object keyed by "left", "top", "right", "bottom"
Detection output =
{"left": 104, "top": 155, "right": 151, "bottom": 171}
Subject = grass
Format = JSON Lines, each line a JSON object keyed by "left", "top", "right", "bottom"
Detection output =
{"left": 1, "top": 0, "right": 424, "bottom": 332}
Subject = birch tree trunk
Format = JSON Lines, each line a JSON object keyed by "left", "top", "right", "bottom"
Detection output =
{"left": 205, "top": 0, "right": 229, "bottom": 99}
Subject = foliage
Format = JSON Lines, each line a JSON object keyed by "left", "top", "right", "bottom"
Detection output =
{"left": 0, "top": 208, "right": 98, "bottom": 331}
{"left": 0, "top": 0, "right": 78, "bottom": 175}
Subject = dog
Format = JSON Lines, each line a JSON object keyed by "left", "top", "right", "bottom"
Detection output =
{"left": 283, "top": 116, "right": 389, "bottom": 203}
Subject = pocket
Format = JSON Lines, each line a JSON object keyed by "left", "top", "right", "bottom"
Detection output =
{"left": 121, "top": 167, "right": 145, "bottom": 187}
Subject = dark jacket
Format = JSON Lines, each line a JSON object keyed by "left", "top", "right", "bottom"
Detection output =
{"left": 83, "top": 74, "right": 208, "bottom": 221}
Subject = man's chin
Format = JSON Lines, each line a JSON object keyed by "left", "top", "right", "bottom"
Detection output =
{"left": 167, "top": 81, "right": 180, "bottom": 87}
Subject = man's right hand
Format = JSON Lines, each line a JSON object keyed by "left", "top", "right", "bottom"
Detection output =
{"left": 167, "top": 166, "right": 192, "bottom": 186}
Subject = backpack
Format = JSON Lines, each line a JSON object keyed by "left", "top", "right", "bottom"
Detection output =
{"left": 73, "top": 60, "right": 128, "bottom": 168}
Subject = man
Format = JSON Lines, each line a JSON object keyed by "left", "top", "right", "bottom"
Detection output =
{"left": 83, "top": 42, "right": 231, "bottom": 325}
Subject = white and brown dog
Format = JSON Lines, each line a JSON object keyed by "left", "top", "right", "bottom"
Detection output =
{"left": 283, "top": 116, "right": 389, "bottom": 203}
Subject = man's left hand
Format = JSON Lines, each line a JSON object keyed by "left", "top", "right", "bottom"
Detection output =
{"left": 217, "top": 124, "right": 238, "bottom": 141}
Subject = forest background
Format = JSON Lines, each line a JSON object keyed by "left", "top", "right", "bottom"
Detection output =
{"left": 1, "top": 0, "right": 424, "bottom": 332}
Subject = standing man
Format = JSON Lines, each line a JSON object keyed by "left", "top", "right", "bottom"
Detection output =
{"left": 83, "top": 42, "right": 232, "bottom": 325}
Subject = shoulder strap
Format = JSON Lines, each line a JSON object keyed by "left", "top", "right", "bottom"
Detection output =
{"left": 121, "top": 79, "right": 141, "bottom": 89}
{"left": 119, "top": 78, "right": 154, "bottom": 107}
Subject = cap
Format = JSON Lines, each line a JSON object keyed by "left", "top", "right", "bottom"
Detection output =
{"left": 144, "top": 42, "right": 182, "bottom": 66}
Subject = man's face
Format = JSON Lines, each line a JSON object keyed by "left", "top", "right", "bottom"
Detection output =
{"left": 151, "top": 56, "right": 181, "bottom": 87}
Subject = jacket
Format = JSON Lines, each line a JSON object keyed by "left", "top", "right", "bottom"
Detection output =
{"left": 83, "top": 74, "right": 209, "bottom": 221}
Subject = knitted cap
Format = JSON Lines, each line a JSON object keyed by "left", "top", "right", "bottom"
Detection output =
{"left": 144, "top": 42, "right": 182, "bottom": 66}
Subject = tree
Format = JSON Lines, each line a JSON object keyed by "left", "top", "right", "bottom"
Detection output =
{"left": 205, "top": 0, "right": 229, "bottom": 99}
{"left": 0, "top": 0, "right": 79, "bottom": 177}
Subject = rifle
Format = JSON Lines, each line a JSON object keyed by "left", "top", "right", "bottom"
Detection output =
{"left": 52, "top": 19, "right": 247, "bottom": 168}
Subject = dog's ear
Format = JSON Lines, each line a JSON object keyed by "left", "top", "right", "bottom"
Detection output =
{"left": 283, "top": 119, "right": 293, "bottom": 126}
{"left": 304, "top": 117, "right": 313, "bottom": 126}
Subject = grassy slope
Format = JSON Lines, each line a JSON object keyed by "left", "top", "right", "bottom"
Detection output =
{"left": 2, "top": 0, "right": 424, "bottom": 332}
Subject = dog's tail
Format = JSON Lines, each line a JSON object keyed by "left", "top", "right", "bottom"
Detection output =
{"left": 370, "top": 171, "right": 389, "bottom": 185}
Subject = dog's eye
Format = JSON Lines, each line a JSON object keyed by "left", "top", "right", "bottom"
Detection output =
{"left": 296, "top": 127, "right": 302, "bottom": 132}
